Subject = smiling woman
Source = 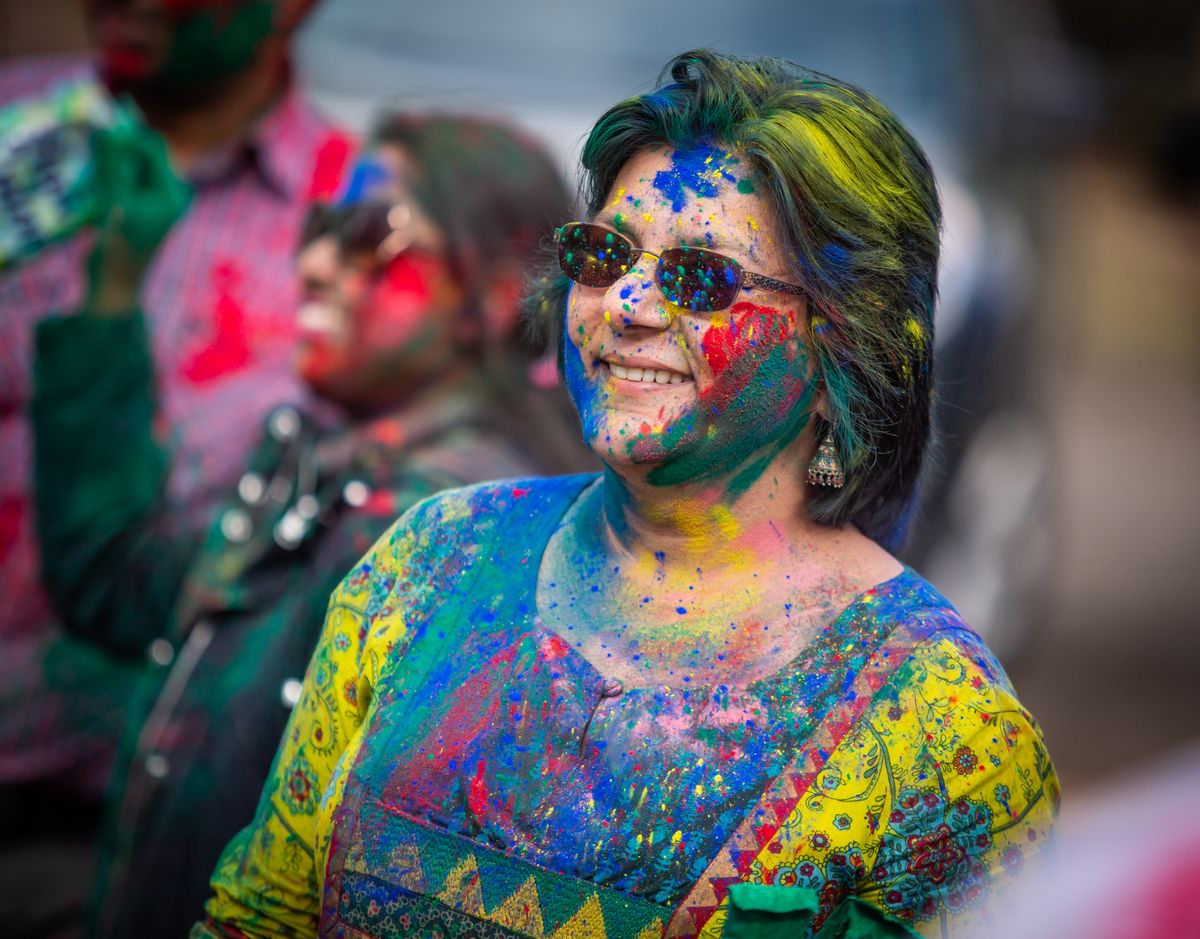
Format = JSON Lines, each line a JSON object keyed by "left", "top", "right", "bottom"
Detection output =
{"left": 196, "top": 50, "right": 1058, "bottom": 939}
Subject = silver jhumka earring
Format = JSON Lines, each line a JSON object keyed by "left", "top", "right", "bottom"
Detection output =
{"left": 806, "top": 434, "right": 845, "bottom": 488}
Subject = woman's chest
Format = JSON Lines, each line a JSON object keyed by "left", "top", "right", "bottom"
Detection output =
{"left": 322, "top": 621, "right": 831, "bottom": 920}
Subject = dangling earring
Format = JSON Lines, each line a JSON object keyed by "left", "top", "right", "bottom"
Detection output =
{"left": 807, "top": 434, "right": 845, "bottom": 488}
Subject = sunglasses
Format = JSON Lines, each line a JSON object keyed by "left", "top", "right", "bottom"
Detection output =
{"left": 555, "top": 221, "right": 806, "bottom": 314}
{"left": 300, "top": 200, "right": 414, "bottom": 263}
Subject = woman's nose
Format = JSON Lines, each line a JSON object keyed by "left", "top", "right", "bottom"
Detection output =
{"left": 605, "top": 254, "right": 672, "bottom": 330}
{"left": 296, "top": 234, "right": 341, "bottom": 299}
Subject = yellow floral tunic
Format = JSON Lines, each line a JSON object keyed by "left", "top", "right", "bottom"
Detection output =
{"left": 198, "top": 476, "right": 1059, "bottom": 939}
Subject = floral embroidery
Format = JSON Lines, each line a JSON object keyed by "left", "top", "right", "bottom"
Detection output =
{"left": 871, "top": 787, "right": 992, "bottom": 920}
{"left": 952, "top": 744, "right": 978, "bottom": 775}
{"left": 280, "top": 753, "right": 319, "bottom": 816}
{"left": 1001, "top": 844, "right": 1025, "bottom": 874}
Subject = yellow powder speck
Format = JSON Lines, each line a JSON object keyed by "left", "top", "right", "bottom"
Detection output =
{"left": 694, "top": 784, "right": 704, "bottom": 798}
{"left": 714, "top": 774, "right": 724, "bottom": 786}
{"left": 642, "top": 213, "right": 654, "bottom": 224}
{"left": 671, "top": 830, "right": 683, "bottom": 845}
{"left": 609, "top": 186, "right": 627, "bottom": 207}
{"left": 747, "top": 217, "right": 759, "bottom": 231}
{"left": 603, "top": 310, "right": 612, "bottom": 323}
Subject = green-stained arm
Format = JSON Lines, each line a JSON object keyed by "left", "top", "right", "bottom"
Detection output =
{"left": 32, "top": 111, "right": 196, "bottom": 656}
{"left": 32, "top": 310, "right": 200, "bottom": 656}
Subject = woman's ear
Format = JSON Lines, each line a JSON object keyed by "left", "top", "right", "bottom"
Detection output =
{"left": 809, "top": 380, "right": 830, "bottom": 424}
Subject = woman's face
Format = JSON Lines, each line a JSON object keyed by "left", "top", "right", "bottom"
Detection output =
{"left": 565, "top": 144, "right": 816, "bottom": 492}
{"left": 294, "top": 145, "right": 465, "bottom": 411}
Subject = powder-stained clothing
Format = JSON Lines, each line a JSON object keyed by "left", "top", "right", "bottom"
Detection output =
{"left": 32, "top": 308, "right": 545, "bottom": 939}
{"left": 198, "top": 476, "right": 1060, "bottom": 939}
{"left": 0, "top": 55, "right": 350, "bottom": 788}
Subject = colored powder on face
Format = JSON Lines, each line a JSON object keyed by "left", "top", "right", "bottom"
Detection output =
{"left": 339, "top": 158, "right": 392, "bottom": 205}
{"left": 362, "top": 253, "right": 438, "bottom": 340}
{"left": 562, "top": 301, "right": 604, "bottom": 444}
{"left": 651, "top": 146, "right": 739, "bottom": 213}
{"left": 630, "top": 302, "right": 814, "bottom": 497}
{"left": 159, "top": 1, "right": 275, "bottom": 85}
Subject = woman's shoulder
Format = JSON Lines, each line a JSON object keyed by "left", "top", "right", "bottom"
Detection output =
{"left": 395, "top": 472, "right": 598, "bottom": 534}
{"left": 356, "top": 473, "right": 598, "bottom": 564}
{"left": 331, "top": 474, "right": 600, "bottom": 624}
{"left": 754, "top": 569, "right": 1060, "bottom": 932}
{"left": 867, "top": 567, "right": 1022, "bottom": 703}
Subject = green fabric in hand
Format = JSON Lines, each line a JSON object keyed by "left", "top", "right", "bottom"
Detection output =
{"left": 721, "top": 885, "right": 921, "bottom": 939}
{"left": 84, "top": 111, "right": 192, "bottom": 310}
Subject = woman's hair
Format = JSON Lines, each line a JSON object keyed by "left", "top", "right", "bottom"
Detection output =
{"left": 530, "top": 49, "right": 941, "bottom": 547}
{"left": 373, "top": 113, "right": 573, "bottom": 357}
{"left": 372, "top": 113, "right": 588, "bottom": 473}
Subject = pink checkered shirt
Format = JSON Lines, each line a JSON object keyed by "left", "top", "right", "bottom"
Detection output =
{"left": 0, "top": 55, "right": 352, "bottom": 783}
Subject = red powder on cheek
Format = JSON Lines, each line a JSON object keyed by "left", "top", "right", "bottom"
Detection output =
{"left": 294, "top": 335, "right": 344, "bottom": 387}
{"left": 700, "top": 301, "right": 796, "bottom": 378}
{"left": 358, "top": 252, "right": 443, "bottom": 347}
{"left": 383, "top": 252, "right": 436, "bottom": 299}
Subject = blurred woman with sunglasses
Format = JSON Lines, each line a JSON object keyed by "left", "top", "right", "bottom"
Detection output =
{"left": 31, "top": 112, "right": 582, "bottom": 939}
{"left": 199, "top": 51, "right": 1058, "bottom": 938}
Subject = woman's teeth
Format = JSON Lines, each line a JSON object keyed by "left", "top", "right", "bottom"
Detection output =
{"left": 297, "top": 301, "right": 345, "bottom": 337}
{"left": 608, "top": 362, "right": 687, "bottom": 384}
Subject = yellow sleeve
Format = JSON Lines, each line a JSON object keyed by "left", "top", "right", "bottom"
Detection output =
{"left": 731, "top": 631, "right": 1060, "bottom": 938}
{"left": 199, "top": 511, "right": 419, "bottom": 937}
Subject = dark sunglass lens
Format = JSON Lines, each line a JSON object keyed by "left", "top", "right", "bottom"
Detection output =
{"left": 658, "top": 247, "right": 742, "bottom": 312}
{"left": 339, "top": 203, "right": 395, "bottom": 257}
{"left": 299, "top": 202, "right": 336, "bottom": 249}
{"left": 558, "top": 224, "right": 633, "bottom": 288}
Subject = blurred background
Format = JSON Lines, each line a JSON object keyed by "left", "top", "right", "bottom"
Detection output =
{"left": 3, "top": 0, "right": 1199, "bottom": 929}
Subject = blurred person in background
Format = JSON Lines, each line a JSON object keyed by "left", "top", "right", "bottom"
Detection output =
{"left": 198, "top": 50, "right": 1058, "bottom": 939}
{"left": 0, "top": 0, "right": 349, "bottom": 802}
{"left": 32, "top": 111, "right": 582, "bottom": 938}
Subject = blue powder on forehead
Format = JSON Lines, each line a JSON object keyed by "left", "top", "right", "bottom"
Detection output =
{"left": 338, "top": 157, "right": 391, "bottom": 206}
{"left": 652, "top": 145, "right": 738, "bottom": 212}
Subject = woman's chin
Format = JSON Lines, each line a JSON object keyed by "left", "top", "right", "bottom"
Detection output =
{"left": 584, "top": 409, "right": 699, "bottom": 470}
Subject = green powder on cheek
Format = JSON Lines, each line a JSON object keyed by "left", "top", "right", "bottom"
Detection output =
{"left": 160, "top": 2, "right": 275, "bottom": 85}
{"left": 642, "top": 343, "right": 815, "bottom": 496}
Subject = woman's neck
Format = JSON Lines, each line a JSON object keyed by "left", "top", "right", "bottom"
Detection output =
{"left": 597, "top": 438, "right": 824, "bottom": 575}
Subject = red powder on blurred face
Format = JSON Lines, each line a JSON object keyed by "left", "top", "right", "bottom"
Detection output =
{"left": 296, "top": 249, "right": 457, "bottom": 403}
{"left": 355, "top": 251, "right": 440, "bottom": 350}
